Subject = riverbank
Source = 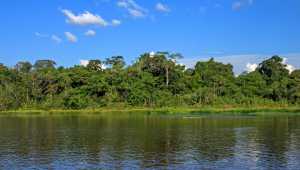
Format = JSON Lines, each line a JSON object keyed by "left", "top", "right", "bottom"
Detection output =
{"left": 1, "top": 106, "right": 300, "bottom": 116}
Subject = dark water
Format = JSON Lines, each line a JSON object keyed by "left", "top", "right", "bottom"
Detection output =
{"left": 0, "top": 114, "right": 300, "bottom": 170}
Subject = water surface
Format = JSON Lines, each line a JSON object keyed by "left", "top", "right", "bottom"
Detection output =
{"left": 0, "top": 114, "right": 300, "bottom": 169}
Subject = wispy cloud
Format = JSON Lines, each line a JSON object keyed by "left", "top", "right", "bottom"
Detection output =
{"left": 35, "top": 32, "right": 62, "bottom": 44}
{"left": 111, "top": 19, "right": 121, "bottom": 26}
{"left": 155, "top": 3, "right": 170, "bottom": 13}
{"left": 117, "top": 0, "right": 147, "bottom": 18}
{"left": 51, "top": 35, "right": 62, "bottom": 43}
{"left": 232, "top": 0, "right": 253, "bottom": 10}
{"left": 61, "top": 9, "right": 108, "bottom": 26}
{"left": 65, "top": 32, "right": 78, "bottom": 43}
{"left": 35, "top": 32, "right": 49, "bottom": 38}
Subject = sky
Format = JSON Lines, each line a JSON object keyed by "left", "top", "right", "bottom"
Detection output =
{"left": 0, "top": 0, "right": 300, "bottom": 73}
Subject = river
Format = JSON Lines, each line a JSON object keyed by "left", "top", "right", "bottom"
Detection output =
{"left": 0, "top": 114, "right": 299, "bottom": 169}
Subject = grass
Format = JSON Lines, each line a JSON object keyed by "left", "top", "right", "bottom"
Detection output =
{"left": 1, "top": 106, "right": 300, "bottom": 116}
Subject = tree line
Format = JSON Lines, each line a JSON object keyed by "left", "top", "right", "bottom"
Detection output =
{"left": 0, "top": 52, "right": 299, "bottom": 110}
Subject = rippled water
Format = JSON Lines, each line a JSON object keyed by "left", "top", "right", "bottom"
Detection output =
{"left": 0, "top": 114, "right": 300, "bottom": 169}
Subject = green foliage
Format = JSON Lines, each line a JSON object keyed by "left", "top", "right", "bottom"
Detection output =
{"left": 257, "top": 55, "right": 289, "bottom": 84}
{"left": 288, "top": 70, "right": 300, "bottom": 104}
{"left": 105, "top": 56, "right": 125, "bottom": 70}
{"left": 15, "top": 61, "right": 32, "bottom": 73}
{"left": 34, "top": 60, "right": 56, "bottom": 71}
{"left": 87, "top": 60, "right": 102, "bottom": 71}
{"left": 0, "top": 55, "right": 299, "bottom": 110}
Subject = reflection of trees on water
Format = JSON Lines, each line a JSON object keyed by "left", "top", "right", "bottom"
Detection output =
{"left": 187, "top": 118, "right": 237, "bottom": 162}
{"left": 0, "top": 116, "right": 300, "bottom": 169}
{"left": 243, "top": 116, "right": 300, "bottom": 169}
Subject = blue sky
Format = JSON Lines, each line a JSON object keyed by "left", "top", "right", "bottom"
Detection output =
{"left": 0, "top": 0, "right": 299, "bottom": 73}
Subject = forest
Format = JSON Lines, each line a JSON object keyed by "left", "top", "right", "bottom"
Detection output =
{"left": 0, "top": 52, "right": 300, "bottom": 111}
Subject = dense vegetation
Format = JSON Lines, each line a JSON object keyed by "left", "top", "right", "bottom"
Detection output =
{"left": 0, "top": 53, "right": 300, "bottom": 111}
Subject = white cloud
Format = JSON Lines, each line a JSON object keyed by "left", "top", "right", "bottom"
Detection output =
{"left": 150, "top": 51, "right": 155, "bottom": 57}
{"left": 155, "top": 3, "right": 170, "bottom": 12}
{"left": 232, "top": 0, "right": 253, "bottom": 10}
{"left": 65, "top": 32, "right": 78, "bottom": 43}
{"left": 111, "top": 19, "right": 121, "bottom": 26}
{"left": 246, "top": 63, "right": 258, "bottom": 73}
{"left": 282, "top": 57, "right": 288, "bottom": 64}
{"left": 128, "top": 9, "right": 145, "bottom": 17}
{"left": 51, "top": 35, "right": 62, "bottom": 43}
{"left": 286, "top": 65, "right": 295, "bottom": 74}
{"left": 62, "top": 9, "right": 108, "bottom": 26}
{"left": 80, "top": 60, "right": 107, "bottom": 69}
{"left": 85, "top": 30, "right": 96, "bottom": 36}
{"left": 117, "top": 0, "right": 147, "bottom": 18}
{"left": 36, "top": 32, "right": 62, "bottom": 44}
{"left": 282, "top": 58, "right": 295, "bottom": 73}
{"left": 179, "top": 53, "right": 300, "bottom": 75}
{"left": 80, "top": 60, "right": 89, "bottom": 67}
{"left": 117, "top": 1, "right": 129, "bottom": 8}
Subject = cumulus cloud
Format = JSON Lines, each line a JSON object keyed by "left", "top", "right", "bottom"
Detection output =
{"left": 243, "top": 56, "right": 296, "bottom": 74}
{"left": 179, "top": 53, "right": 299, "bottom": 75}
{"left": 155, "top": 3, "right": 170, "bottom": 12}
{"left": 80, "top": 60, "right": 89, "bottom": 67}
{"left": 286, "top": 65, "right": 295, "bottom": 74}
{"left": 282, "top": 58, "right": 295, "bottom": 73}
{"left": 85, "top": 30, "right": 96, "bottom": 36}
{"left": 246, "top": 63, "right": 258, "bottom": 73}
{"left": 232, "top": 0, "right": 253, "bottom": 10}
{"left": 62, "top": 9, "right": 108, "bottom": 26}
{"left": 150, "top": 51, "right": 156, "bottom": 57}
{"left": 111, "top": 19, "right": 121, "bottom": 26}
{"left": 51, "top": 35, "right": 62, "bottom": 43}
{"left": 80, "top": 60, "right": 107, "bottom": 69}
{"left": 65, "top": 32, "right": 78, "bottom": 43}
{"left": 117, "top": 0, "right": 147, "bottom": 18}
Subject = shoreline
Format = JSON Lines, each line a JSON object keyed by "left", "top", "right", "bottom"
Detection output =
{"left": 1, "top": 107, "right": 300, "bottom": 116}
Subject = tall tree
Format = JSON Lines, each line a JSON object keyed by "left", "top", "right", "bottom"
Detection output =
{"left": 194, "top": 58, "right": 235, "bottom": 97}
{"left": 257, "top": 55, "right": 289, "bottom": 85}
{"left": 288, "top": 70, "right": 300, "bottom": 103}
{"left": 105, "top": 56, "right": 125, "bottom": 70}
{"left": 15, "top": 61, "right": 32, "bottom": 73}
{"left": 257, "top": 56, "right": 290, "bottom": 100}
{"left": 156, "top": 52, "right": 183, "bottom": 87}
{"left": 34, "top": 60, "right": 56, "bottom": 70}
{"left": 87, "top": 60, "right": 102, "bottom": 71}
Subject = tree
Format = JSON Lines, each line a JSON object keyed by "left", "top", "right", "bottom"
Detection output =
{"left": 34, "top": 60, "right": 56, "bottom": 70}
{"left": 194, "top": 58, "right": 236, "bottom": 97}
{"left": 105, "top": 56, "right": 125, "bottom": 70}
{"left": 257, "top": 56, "right": 290, "bottom": 100}
{"left": 87, "top": 60, "right": 102, "bottom": 71}
{"left": 257, "top": 55, "right": 289, "bottom": 85}
{"left": 288, "top": 70, "right": 300, "bottom": 103}
{"left": 0, "top": 54, "right": 299, "bottom": 110}
{"left": 236, "top": 71, "right": 268, "bottom": 98}
{"left": 155, "top": 52, "right": 183, "bottom": 87}
{"left": 15, "top": 61, "right": 32, "bottom": 73}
